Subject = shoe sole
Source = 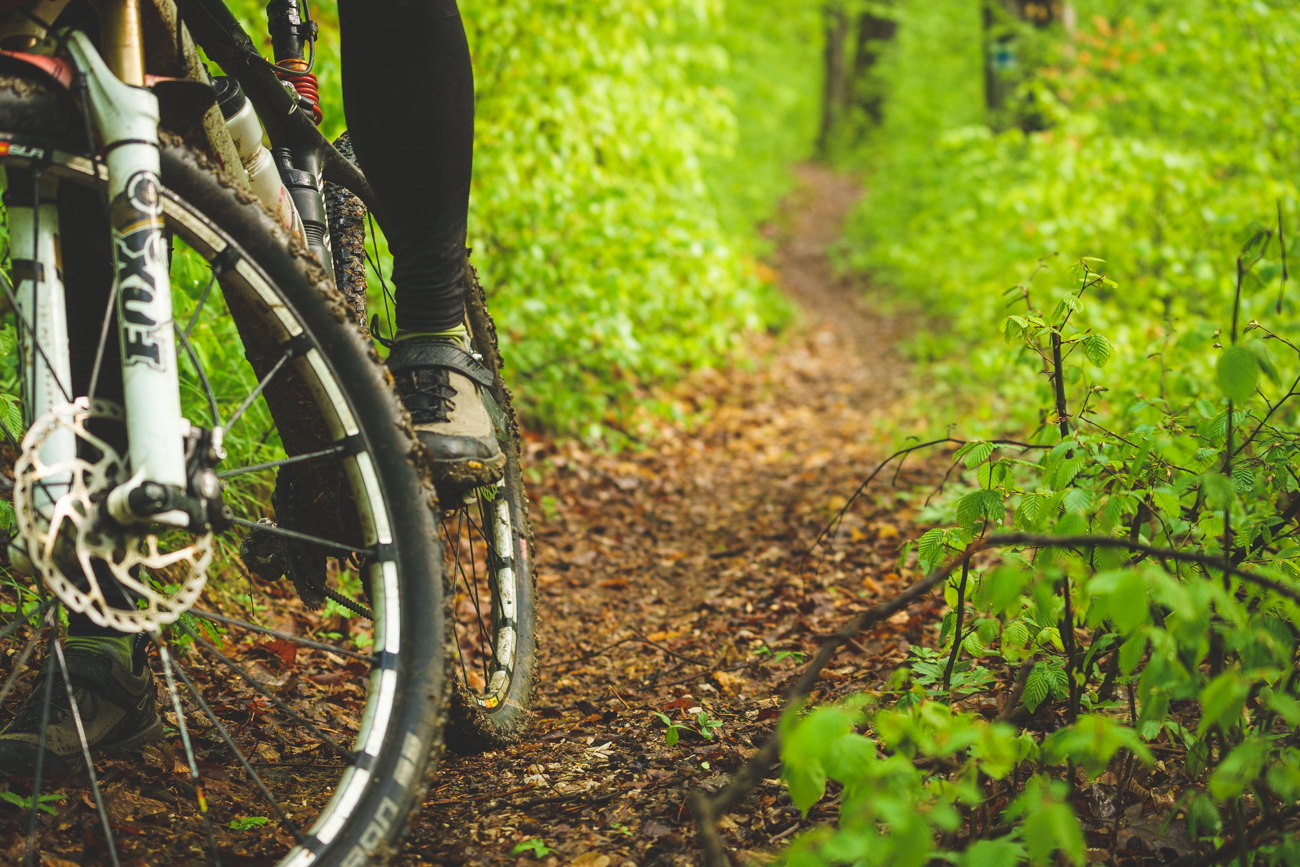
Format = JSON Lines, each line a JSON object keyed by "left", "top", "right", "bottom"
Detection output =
{"left": 6, "top": 716, "right": 164, "bottom": 776}
{"left": 102, "top": 716, "right": 165, "bottom": 756}
{"left": 434, "top": 451, "right": 508, "bottom": 502}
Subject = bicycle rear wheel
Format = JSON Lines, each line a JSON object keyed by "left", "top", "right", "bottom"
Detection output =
{"left": 442, "top": 265, "right": 539, "bottom": 752}
{"left": 0, "top": 74, "right": 447, "bottom": 866}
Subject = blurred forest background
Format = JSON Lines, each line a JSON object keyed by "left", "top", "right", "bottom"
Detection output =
{"left": 223, "top": 0, "right": 1300, "bottom": 444}
{"left": 224, "top": 0, "right": 1300, "bottom": 446}
{"left": 229, "top": 0, "right": 822, "bottom": 438}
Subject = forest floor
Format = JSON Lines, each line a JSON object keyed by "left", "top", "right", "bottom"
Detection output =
{"left": 399, "top": 165, "right": 948, "bottom": 866}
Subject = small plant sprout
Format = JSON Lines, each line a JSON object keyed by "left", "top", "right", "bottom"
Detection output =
{"left": 230, "top": 816, "right": 270, "bottom": 831}
{"left": 754, "top": 645, "right": 807, "bottom": 665}
{"left": 697, "top": 710, "right": 723, "bottom": 740}
{"left": 654, "top": 711, "right": 685, "bottom": 747}
{"left": 0, "top": 792, "right": 65, "bottom": 815}
{"left": 512, "top": 838, "right": 552, "bottom": 858}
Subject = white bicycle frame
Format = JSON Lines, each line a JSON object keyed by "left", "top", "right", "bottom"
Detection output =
{"left": 15, "top": 24, "right": 190, "bottom": 526}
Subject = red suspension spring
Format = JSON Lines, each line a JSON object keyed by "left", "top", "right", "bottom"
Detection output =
{"left": 275, "top": 61, "right": 323, "bottom": 125}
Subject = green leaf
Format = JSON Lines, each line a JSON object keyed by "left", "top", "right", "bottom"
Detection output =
{"left": 1001, "top": 619, "right": 1030, "bottom": 650}
{"left": 1118, "top": 633, "right": 1147, "bottom": 674}
{"left": 1062, "top": 488, "right": 1093, "bottom": 513}
{"left": 230, "top": 816, "right": 270, "bottom": 831}
{"left": 1014, "top": 493, "right": 1044, "bottom": 531}
{"left": 1111, "top": 570, "right": 1150, "bottom": 635}
{"left": 1245, "top": 339, "right": 1279, "bottom": 383}
{"left": 1201, "top": 473, "right": 1235, "bottom": 511}
{"left": 512, "top": 838, "right": 552, "bottom": 858}
{"left": 1198, "top": 671, "right": 1249, "bottom": 736}
{"left": 1209, "top": 739, "right": 1267, "bottom": 800}
{"left": 960, "top": 838, "right": 1026, "bottom": 867}
{"left": 784, "top": 762, "right": 826, "bottom": 816}
{"left": 826, "top": 733, "right": 877, "bottom": 787}
{"left": 1024, "top": 664, "right": 1051, "bottom": 712}
{"left": 962, "top": 441, "right": 994, "bottom": 469}
{"left": 1216, "top": 345, "right": 1259, "bottom": 403}
{"left": 1024, "top": 801, "right": 1086, "bottom": 866}
{"left": 958, "top": 491, "right": 985, "bottom": 527}
{"left": 1083, "top": 334, "right": 1112, "bottom": 367}
{"left": 917, "top": 528, "right": 944, "bottom": 572}
{"left": 1187, "top": 795, "right": 1222, "bottom": 838}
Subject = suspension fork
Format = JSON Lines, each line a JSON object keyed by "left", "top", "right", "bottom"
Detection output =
{"left": 62, "top": 6, "right": 188, "bottom": 525}
{"left": 8, "top": 168, "right": 74, "bottom": 512}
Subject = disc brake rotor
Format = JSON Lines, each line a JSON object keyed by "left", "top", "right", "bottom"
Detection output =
{"left": 12, "top": 398, "right": 213, "bottom": 632}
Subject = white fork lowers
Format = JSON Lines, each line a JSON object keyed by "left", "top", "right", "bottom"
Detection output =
{"left": 8, "top": 30, "right": 213, "bottom": 629}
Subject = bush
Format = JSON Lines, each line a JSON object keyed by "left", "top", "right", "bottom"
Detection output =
{"left": 224, "top": 0, "right": 818, "bottom": 437}
{"left": 776, "top": 2, "right": 1300, "bottom": 863}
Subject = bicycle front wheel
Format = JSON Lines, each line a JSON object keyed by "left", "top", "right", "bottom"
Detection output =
{"left": 0, "top": 74, "right": 448, "bottom": 866}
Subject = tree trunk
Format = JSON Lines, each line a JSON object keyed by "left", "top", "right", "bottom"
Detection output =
{"left": 983, "top": 1, "right": 1000, "bottom": 113}
{"left": 818, "top": 3, "right": 850, "bottom": 154}
{"left": 984, "top": 0, "right": 1065, "bottom": 116}
{"left": 851, "top": 8, "right": 897, "bottom": 125}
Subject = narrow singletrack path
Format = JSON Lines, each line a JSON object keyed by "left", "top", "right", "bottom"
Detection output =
{"left": 402, "top": 166, "right": 940, "bottom": 866}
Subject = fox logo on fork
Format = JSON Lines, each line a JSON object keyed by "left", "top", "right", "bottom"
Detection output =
{"left": 112, "top": 170, "right": 168, "bottom": 371}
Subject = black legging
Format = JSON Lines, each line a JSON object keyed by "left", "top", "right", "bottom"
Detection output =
{"left": 338, "top": 0, "right": 474, "bottom": 333}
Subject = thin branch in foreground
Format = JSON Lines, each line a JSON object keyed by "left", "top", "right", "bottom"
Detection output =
{"left": 690, "top": 531, "right": 1300, "bottom": 866}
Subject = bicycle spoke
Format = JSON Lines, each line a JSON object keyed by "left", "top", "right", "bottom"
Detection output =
{"left": 0, "top": 598, "right": 53, "bottom": 646}
{"left": 443, "top": 515, "right": 471, "bottom": 689}
{"left": 152, "top": 633, "right": 222, "bottom": 866}
{"left": 0, "top": 629, "right": 43, "bottom": 710}
{"left": 456, "top": 515, "right": 492, "bottom": 666}
{"left": 178, "top": 623, "right": 353, "bottom": 760}
{"left": 189, "top": 608, "right": 377, "bottom": 662}
{"left": 174, "top": 321, "right": 221, "bottom": 427}
{"left": 85, "top": 268, "right": 119, "bottom": 407}
{"left": 23, "top": 620, "right": 56, "bottom": 867}
{"left": 50, "top": 638, "right": 121, "bottom": 867}
{"left": 465, "top": 507, "right": 510, "bottom": 566}
{"left": 465, "top": 514, "right": 491, "bottom": 686}
{"left": 183, "top": 268, "right": 220, "bottom": 338}
{"left": 223, "top": 348, "right": 291, "bottom": 435}
{"left": 232, "top": 517, "right": 370, "bottom": 557}
{"left": 217, "top": 444, "right": 345, "bottom": 480}
{"left": 162, "top": 649, "right": 308, "bottom": 847}
{"left": 0, "top": 269, "right": 72, "bottom": 408}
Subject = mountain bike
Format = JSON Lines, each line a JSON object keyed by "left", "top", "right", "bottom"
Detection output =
{"left": 0, "top": 0, "right": 537, "bottom": 863}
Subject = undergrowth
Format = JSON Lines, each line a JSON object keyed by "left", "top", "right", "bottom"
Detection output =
{"left": 222, "top": 0, "right": 819, "bottom": 439}
{"left": 772, "top": 2, "right": 1300, "bottom": 865}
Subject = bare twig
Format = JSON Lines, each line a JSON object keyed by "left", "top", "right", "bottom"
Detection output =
{"left": 996, "top": 661, "right": 1034, "bottom": 723}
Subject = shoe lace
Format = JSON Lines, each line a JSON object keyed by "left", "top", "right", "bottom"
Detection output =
{"left": 400, "top": 368, "right": 457, "bottom": 425}
{"left": 8, "top": 674, "right": 80, "bottom": 730}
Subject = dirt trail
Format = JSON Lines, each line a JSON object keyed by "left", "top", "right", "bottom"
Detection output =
{"left": 401, "top": 166, "right": 938, "bottom": 866}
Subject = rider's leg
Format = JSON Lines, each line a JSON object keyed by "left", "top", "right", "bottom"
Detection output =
{"left": 336, "top": 0, "right": 503, "bottom": 493}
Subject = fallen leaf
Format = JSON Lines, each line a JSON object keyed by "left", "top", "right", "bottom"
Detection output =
{"left": 571, "top": 853, "right": 611, "bottom": 867}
